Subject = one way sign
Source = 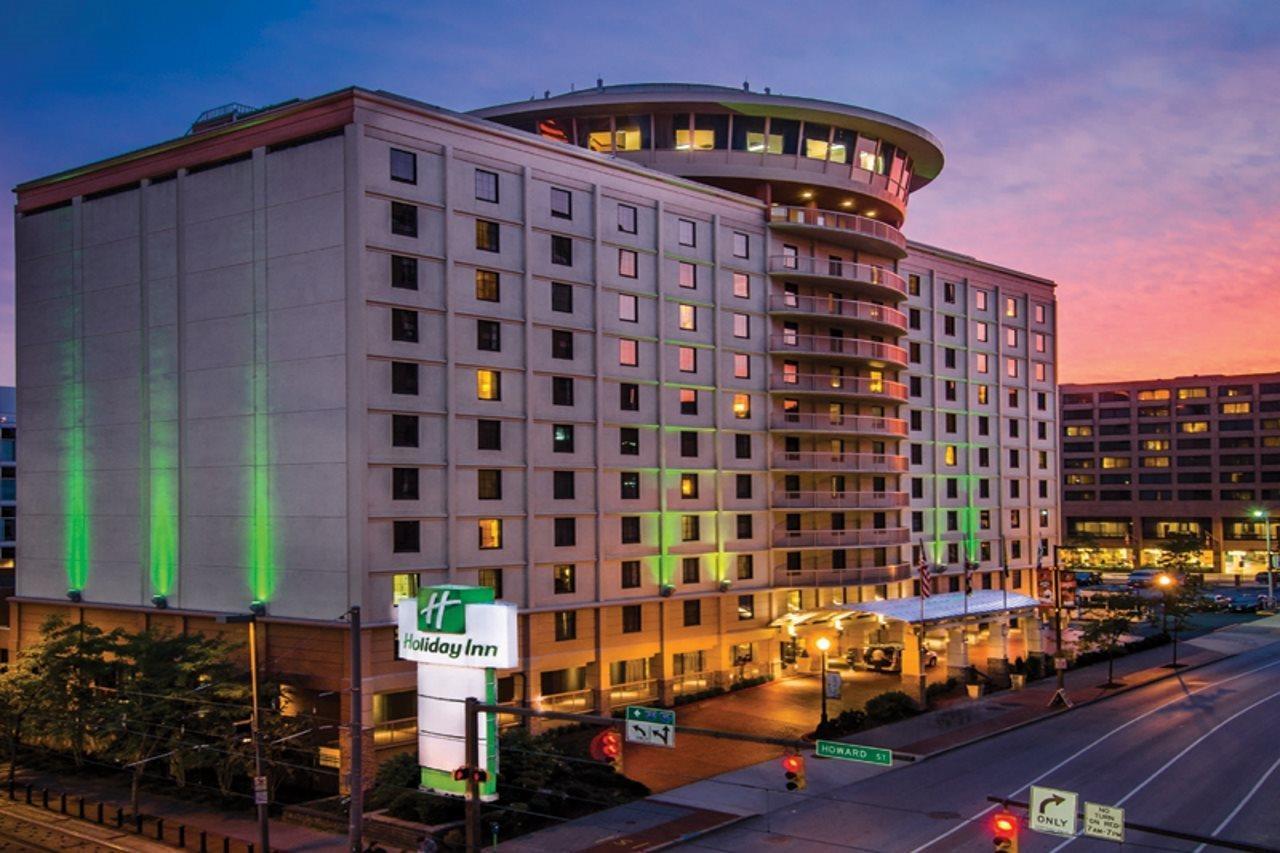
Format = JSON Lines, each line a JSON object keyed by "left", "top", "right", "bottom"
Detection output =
{"left": 625, "top": 705, "right": 675, "bottom": 748}
{"left": 1029, "top": 785, "right": 1078, "bottom": 837}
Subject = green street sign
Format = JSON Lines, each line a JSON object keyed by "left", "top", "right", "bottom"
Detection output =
{"left": 417, "top": 584, "right": 494, "bottom": 633}
{"left": 814, "top": 740, "right": 892, "bottom": 766}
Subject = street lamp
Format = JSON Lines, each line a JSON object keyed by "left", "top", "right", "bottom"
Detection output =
{"left": 1156, "top": 573, "right": 1182, "bottom": 668}
{"left": 217, "top": 610, "right": 268, "bottom": 853}
{"left": 1253, "top": 509, "right": 1274, "bottom": 606}
{"left": 814, "top": 636, "right": 831, "bottom": 729}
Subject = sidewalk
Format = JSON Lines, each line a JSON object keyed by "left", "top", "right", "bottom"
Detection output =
{"left": 4, "top": 766, "right": 348, "bottom": 852}
{"left": 0, "top": 795, "right": 174, "bottom": 851}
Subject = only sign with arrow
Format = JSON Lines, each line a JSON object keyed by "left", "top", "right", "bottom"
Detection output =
{"left": 1029, "top": 785, "right": 1078, "bottom": 837}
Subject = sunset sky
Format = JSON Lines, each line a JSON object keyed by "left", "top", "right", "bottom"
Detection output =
{"left": 2, "top": 1, "right": 1278, "bottom": 386}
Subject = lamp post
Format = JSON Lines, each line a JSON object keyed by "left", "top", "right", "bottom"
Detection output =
{"left": 1156, "top": 573, "right": 1181, "bottom": 668}
{"left": 1254, "top": 509, "right": 1274, "bottom": 606}
{"left": 814, "top": 636, "right": 831, "bottom": 728}
{"left": 216, "top": 611, "right": 268, "bottom": 853}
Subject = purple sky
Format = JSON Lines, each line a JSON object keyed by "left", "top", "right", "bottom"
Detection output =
{"left": 3, "top": 1, "right": 1278, "bottom": 386}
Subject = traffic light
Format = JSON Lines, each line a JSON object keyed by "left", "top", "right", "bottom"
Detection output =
{"left": 451, "top": 767, "right": 488, "bottom": 784}
{"left": 991, "top": 811, "right": 1019, "bottom": 852}
{"left": 782, "top": 753, "right": 806, "bottom": 790}
{"left": 590, "top": 728, "right": 624, "bottom": 772}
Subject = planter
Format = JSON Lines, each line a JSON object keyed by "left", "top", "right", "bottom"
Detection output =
{"left": 1010, "top": 673, "right": 1026, "bottom": 691}
{"left": 966, "top": 683, "right": 983, "bottom": 699}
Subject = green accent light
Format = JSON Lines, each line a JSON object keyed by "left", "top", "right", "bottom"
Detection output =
{"left": 63, "top": 338, "right": 89, "bottom": 591}
{"left": 148, "top": 416, "right": 178, "bottom": 596}
{"left": 248, "top": 363, "right": 276, "bottom": 602}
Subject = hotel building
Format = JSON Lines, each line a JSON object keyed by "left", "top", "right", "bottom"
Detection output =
{"left": 12, "top": 83, "right": 1054, "bottom": 763}
{"left": 0, "top": 387, "right": 14, "bottom": 622}
{"left": 1059, "top": 372, "right": 1280, "bottom": 573}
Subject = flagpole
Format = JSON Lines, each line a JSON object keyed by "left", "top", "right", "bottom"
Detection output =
{"left": 1001, "top": 535, "right": 1008, "bottom": 613}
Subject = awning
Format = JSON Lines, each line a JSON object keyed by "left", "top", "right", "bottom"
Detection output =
{"left": 835, "top": 591, "right": 1042, "bottom": 626}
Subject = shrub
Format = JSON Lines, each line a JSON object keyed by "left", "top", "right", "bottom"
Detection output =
{"left": 386, "top": 790, "right": 464, "bottom": 825}
{"left": 864, "top": 691, "right": 918, "bottom": 725}
{"left": 728, "top": 674, "right": 773, "bottom": 692}
{"left": 814, "top": 708, "right": 867, "bottom": 740}
{"left": 366, "top": 752, "right": 420, "bottom": 810}
{"left": 1026, "top": 655, "right": 1044, "bottom": 680}
{"left": 925, "top": 677, "right": 959, "bottom": 703}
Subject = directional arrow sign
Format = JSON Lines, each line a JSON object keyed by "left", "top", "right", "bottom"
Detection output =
{"left": 1029, "top": 785, "right": 1078, "bottom": 837}
{"left": 625, "top": 705, "right": 676, "bottom": 748}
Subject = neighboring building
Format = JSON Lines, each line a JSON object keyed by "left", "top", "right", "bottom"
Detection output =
{"left": 12, "top": 84, "right": 1055, "bottom": 761}
{"left": 901, "top": 245, "right": 1059, "bottom": 594}
{"left": 1059, "top": 372, "right": 1280, "bottom": 573}
{"left": 0, "top": 387, "right": 14, "bottom": 601}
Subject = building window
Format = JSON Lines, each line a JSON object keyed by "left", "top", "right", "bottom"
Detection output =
{"left": 735, "top": 434, "right": 752, "bottom": 459}
{"left": 732, "top": 313, "right": 750, "bottom": 339}
{"left": 477, "top": 469, "right": 502, "bottom": 500}
{"left": 392, "top": 467, "right": 419, "bottom": 500}
{"left": 680, "top": 431, "right": 699, "bottom": 457}
{"left": 975, "top": 289, "right": 988, "bottom": 311}
{"left": 944, "top": 316, "right": 956, "bottom": 337}
{"left": 1035, "top": 363, "right": 1047, "bottom": 382}
{"left": 678, "top": 304, "right": 697, "bottom": 331}
{"left": 1006, "top": 327, "right": 1018, "bottom": 347}
{"left": 678, "top": 262, "right": 696, "bottom": 289}
{"left": 618, "top": 204, "right": 638, "bottom": 234}
{"left": 976, "top": 353, "right": 989, "bottom": 373}
{"left": 619, "top": 249, "right": 638, "bottom": 278}
{"left": 476, "top": 369, "right": 501, "bottom": 400}
{"left": 734, "top": 354, "right": 750, "bottom": 379}
{"left": 552, "top": 424, "right": 575, "bottom": 452}
{"left": 552, "top": 376, "right": 574, "bottom": 406}
{"left": 474, "top": 169, "right": 499, "bottom": 202}
{"left": 620, "top": 383, "right": 639, "bottom": 411}
{"left": 619, "top": 339, "right": 639, "bottom": 366}
{"left": 1006, "top": 296, "right": 1018, "bottom": 317}
{"left": 475, "top": 269, "right": 500, "bottom": 301}
{"left": 475, "top": 219, "right": 499, "bottom": 252}
{"left": 732, "top": 393, "right": 750, "bottom": 419}
{"left": 551, "top": 329, "right": 574, "bottom": 360}
{"left": 680, "top": 473, "right": 699, "bottom": 498}
{"left": 975, "top": 322, "right": 989, "bottom": 342}
{"left": 551, "top": 282, "right": 573, "bottom": 313}
{"left": 733, "top": 273, "right": 750, "bottom": 298}
{"left": 1006, "top": 358, "right": 1019, "bottom": 378}
{"left": 478, "top": 568, "right": 503, "bottom": 599}
{"left": 391, "top": 362, "right": 418, "bottom": 395}
{"left": 679, "top": 346, "right": 697, "bottom": 373}
{"left": 551, "top": 235, "right": 573, "bottom": 266}
{"left": 1035, "top": 333, "right": 1046, "bottom": 353}
{"left": 732, "top": 231, "right": 749, "bottom": 258}
{"left": 619, "top": 427, "right": 639, "bottom": 455}
{"left": 553, "top": 610, "right": 577, "bottom": 641}
{"left": 682, "top": 557, "right": 701, "bottom": 584}
{"left": 736, "top": 514, "right": 753, "bottom": 539}
{"left": 393, "top": 520, "right": 420, "bottom": 553}
{"left": 392, "top": 414, "right": 419, "bottom": 447}
{"left": 678, "top": 218, "right": 696, "bottom": 246}
{"left": 621, "top": 560, "right": 641, "bottom": 588}
{"left": 391, "top": 202, "right": 417, "bottom": 237}
{"left": 943, "top": 282, "right": 956, "bottom": 303}
{"left": 550, "top": 187, "right": 572, "bottom": 219}
{"left": 681, "top": 515, "right": 700, "bottom": 542}
{"left": 622, "top": 605, "right": 642, "bottom": 633}
{"left": 680, "top": 388, "right": 698, "bottom": 415}
{"left": 390, "top": 309, "right": 418, "bottom": 343}
{"left": 619, "top": 293, "right": 638, "bottom": 322}
{"left": 391, "top": 255, "right": 417, "bottom": 290}
{"left": 737, "top": 554, "right": 754, "bottom": 580}
{"left": 683, "top": 600, "right": 702, "bottom": 627}
{"left": 478, "top": 518, "right": 502, "bottom": 549}
{"left": 1035, "top": 303, "right": 1046, "bottom": 323}
{"left": 554, "top": 564, "right": 576, "bottom": 594}
{"left": 736, "top": 473, "right": 752, "bottom": 499}
{"left": 390, "top": 148, "right": 417, "bottom": 184}
{"left": 554, "top": 518, "right": 576, "bottom": 547}
{"left": 621, "top": 517, "right": 641, "bottom": 544}
{"left": 907, "top": 274, "right": 920, "bottom": 296}
{"left": 620, "top": 472, "right": 640, "bottom": 499}
{"left": 553, "top": 471, "right": 575, "bottom": 499}
{"left": 477, "top": 420, "right": 501, "bottom": 450}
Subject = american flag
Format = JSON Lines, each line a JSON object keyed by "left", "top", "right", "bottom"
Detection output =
{"left": 918, "top": 544, "right": 933, "bottom": 598}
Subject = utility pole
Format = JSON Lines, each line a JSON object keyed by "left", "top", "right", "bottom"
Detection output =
{"left": 348, "top": 606, "right": 363, "bottom": 853}
{"left": 1049, "top": 546, "right": 1071, "bottom": 708}
{"left": 464, "top": 697, "right": 481, "bottom": 853}
{"left": 248, "top": 618, "right": 269, "bottom": 853}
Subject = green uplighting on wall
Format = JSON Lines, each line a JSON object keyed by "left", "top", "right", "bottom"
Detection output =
{"left": 148, "top": 417, "right": 178, "bottom": 596}
{"left": 248, "top": 363, "right": 276, "bottom": 602}
{"left": 63, "top": 338, "right": 89, "bottom": 591}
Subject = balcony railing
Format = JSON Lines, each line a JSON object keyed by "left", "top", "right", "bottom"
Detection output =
{"left": 772, "top": 451, "right": 909, "bottom": 473}
{"left": 770, "top": 412, "right": 909, "bottom": 436}
{"left": 768, "top": 372, "right": 909, "bottom": 400}
{"left": 769, "top": 333, "right": 908, "bottom": 366}
{"left": 772, "top": 526, "right": 909, "bottom": 548}
{"left": 772, "top": 561, "right": 913, "bottom": 588}
{"left": 768, "top": 294, "right": 908, "bottom": 330}
{"left": 768, "top": 256, "right": 908, "bottom": 298}
{"left": 607, "top": 679, "right": 659, "bottom": 709}
{"left": 769, "top": 206, "right": 908, "bottom": 256}
{"left": 536, "top": 689, "right": 595, "bottom": 714}
{"left": 371, "top": 717, "right": 417, "bottom": 747}
{"left": 771, "top": 489, "right": 909, "bottom": 509}
{"left": 671, "top": 671, "right": 717, "bottom": 696}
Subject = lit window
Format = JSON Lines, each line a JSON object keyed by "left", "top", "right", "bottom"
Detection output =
{"left": 734, "top": 354, "right": 750, "bottom": 379}
{"left": 475, "top": 269, "right": 499, "bottom": 302}
{"left": 977, "top": 385, "right": 989, "bottom": 405}
{"left": 1141, "top": 456, "right": 1171, "bottom": 468}
{"left": 553, "top": 564, "right": 576, "bottom": 594}
{"left": 975, "top": 322, "right": 988, "bottom": 343}
{"left": 478, "top": 519, "right": 502, "bottom": 550}
{"left": 944, "top": 445, "right": 958, "bottom": 466}
{"left": 1142, "top": 439, "right": 1170, "bottom": 451}
{"left": 680, "top": 473, "right": 699, "bottom": 498}
{"left": 1221, "top": 401, "right": 1252, "bottom": 415}
{"left": 1034, "top": 333, "right": 1046, "bottom": 353}
{"left": 678, "top": 304, "right": 696, "bottom": 330}
{"left": 732, "top": 273, "right": 750, "bottom": 298}
{"left": 1177, "top": 387, "right": 1208, "bottom": 399}
{"left": 1005, "top": 296, "right": 1018, "bottom": 318}
{"left": 1100, "top": 456, "right": 1129, "bottom": 469}
{"left": 1006, "top": 327, "right": 1018, "bottom": 347}
{"left": 619, "top": 339, "right": 639, "bottom": 367}
{"left": 476, "top": 369, "right": 501, "bottom": 400}
{"left": 1181, "top": 421, "right": 1209, "bottom": 433}
{"left": 475, "top": 219, "right": 499, "bottom": 252}
{"left": 679, "top": 346, "right": 696, "bottom": 372}
{"left": 678, "top": 262, "right": 696, "bottom": 289}
{"left": 732, "top": 393, "right": 751, "bottom": 419}
{"left": 975, "top": 290, "right": 988, "bottom": 311}
{"left": 976, "top": 353, "right": 989, "bottom": 374}
{"left": 1035, "top": 363, "right": 1047, "bottom": 382}
{"left": 1006, "top": 358, "right": 1019, "bottom": 378}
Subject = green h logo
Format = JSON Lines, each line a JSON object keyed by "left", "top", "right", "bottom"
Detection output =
{"left": 416, "top": 585, "right": 494, "bottom": 633}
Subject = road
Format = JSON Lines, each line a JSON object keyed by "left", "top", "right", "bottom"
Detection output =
{"left": 680, "top": 634, "right": 1280, "bottom": 852}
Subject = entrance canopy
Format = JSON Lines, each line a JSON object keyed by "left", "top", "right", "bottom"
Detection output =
{"left": 837, "top": 590, "right": 1041, "bottom": 626}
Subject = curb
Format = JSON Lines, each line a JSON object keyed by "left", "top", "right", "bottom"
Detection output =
{"left": 908, "top": 652, "right": 1233, "bottom": 762}
{"left": 649, "top": 812, "right": 755, "bottom": 852}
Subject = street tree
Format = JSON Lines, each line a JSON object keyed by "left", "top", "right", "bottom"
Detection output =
{"left": 0, "top": 653, "right": 45, "bottom": 789}
{"left": 1157, "top": 531, "right": 1205, "bottom": 576}
{"left": 1079, "top": 611, "right": 1133, "bottom": 688}
{"left": 19, "top": 617, "right": 120, "bottom": 765}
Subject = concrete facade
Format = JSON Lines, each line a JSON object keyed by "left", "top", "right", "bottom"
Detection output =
{"left": 11, "top": 85, "right": 1057, "bottom": 754}
{"left": 1059, "top": 372, "right": 1280, "bottom": 573}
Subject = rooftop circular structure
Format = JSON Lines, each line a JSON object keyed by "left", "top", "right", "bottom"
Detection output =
{"left": 473, "top": 82, "right": 944, "bottom": 228}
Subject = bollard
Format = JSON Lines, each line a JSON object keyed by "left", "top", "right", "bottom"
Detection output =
{"left": 155, "top": 817, "right": 164, "bottom": 840}
{"left": 116, "top": 806, "right": 124, "bottom": 827}
{"left": 177, "top": 824, "right": 185, "bottom": 847}
{"left": 135, "top": 813, "right": 143, "bottom": 834}
{"left": 97, "top": 801, "right": 104, "bottom": 824}
{"left": 199, "top": 829, "right": 208, "bottom": 853}
{"left": 41, "top": 788, "right": 48, "bottom": 809}
{"left": 78, "top": 796, "right": 85, "bottom": 819}
{"left": 24, "top": 784, "right": 31, "bottom": 805}
{"left": 59, "top": 792, "right": 66, "bottom": 814}
{"left": 222, "top": 836, "right": 230, "bottom": 853}
{"left": 7, "top": 777, "right": 12, "bottom": 800}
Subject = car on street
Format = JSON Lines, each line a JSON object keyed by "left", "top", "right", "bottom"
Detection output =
{"left": 1074, "top": 570, "right": 1103, "bottom": 586}
{"left": 1254, "top": 571, "right": 1279, "bottom": 586}
{"left": 1127, "top": 569, "right": 1159, "bottom": 589}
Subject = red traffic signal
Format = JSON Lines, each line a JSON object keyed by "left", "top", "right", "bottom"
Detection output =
{"left": 451, "top": 767, "right": 488, "bottom": 783}
{"left": 991, "top": 811, "right": 1019, "bottom": 852}
{"left": 781, "top": 754, "right": 806, "bottom": 790}
{"left": 590, "top": 728, "right": 624, "bottom": 768}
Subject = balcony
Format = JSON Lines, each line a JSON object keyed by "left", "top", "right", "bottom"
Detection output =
{"left": 769, "top": 333, "right": 908, "bottom": 367}
{"left": 771, "top": 450, "right": 909, "bottom": 473}
{"left": 768, "top": 372, "right": 909, "bottom": 402}
{"left": 769, "top": 206, "right": 908, "bottom": 259}
{"left": 607, "top": 678, "right": 659, "bottom": 709}
{"left": 769, "top": 412, "right": 908, "bottom": 437}
{"left": 772, "top": 526, "right": 909, "bottom": 549}
{"left": 768, "top": 294, "right": 907, "bottom": 333}
{"left": 768, "top": 256, "right": 908, "bottom": 301}
{"left": 772, "top": 561, "right": 913, "bottom": 589}
{"left": 771, "top": 489, "right": 909, "bottom": 510}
